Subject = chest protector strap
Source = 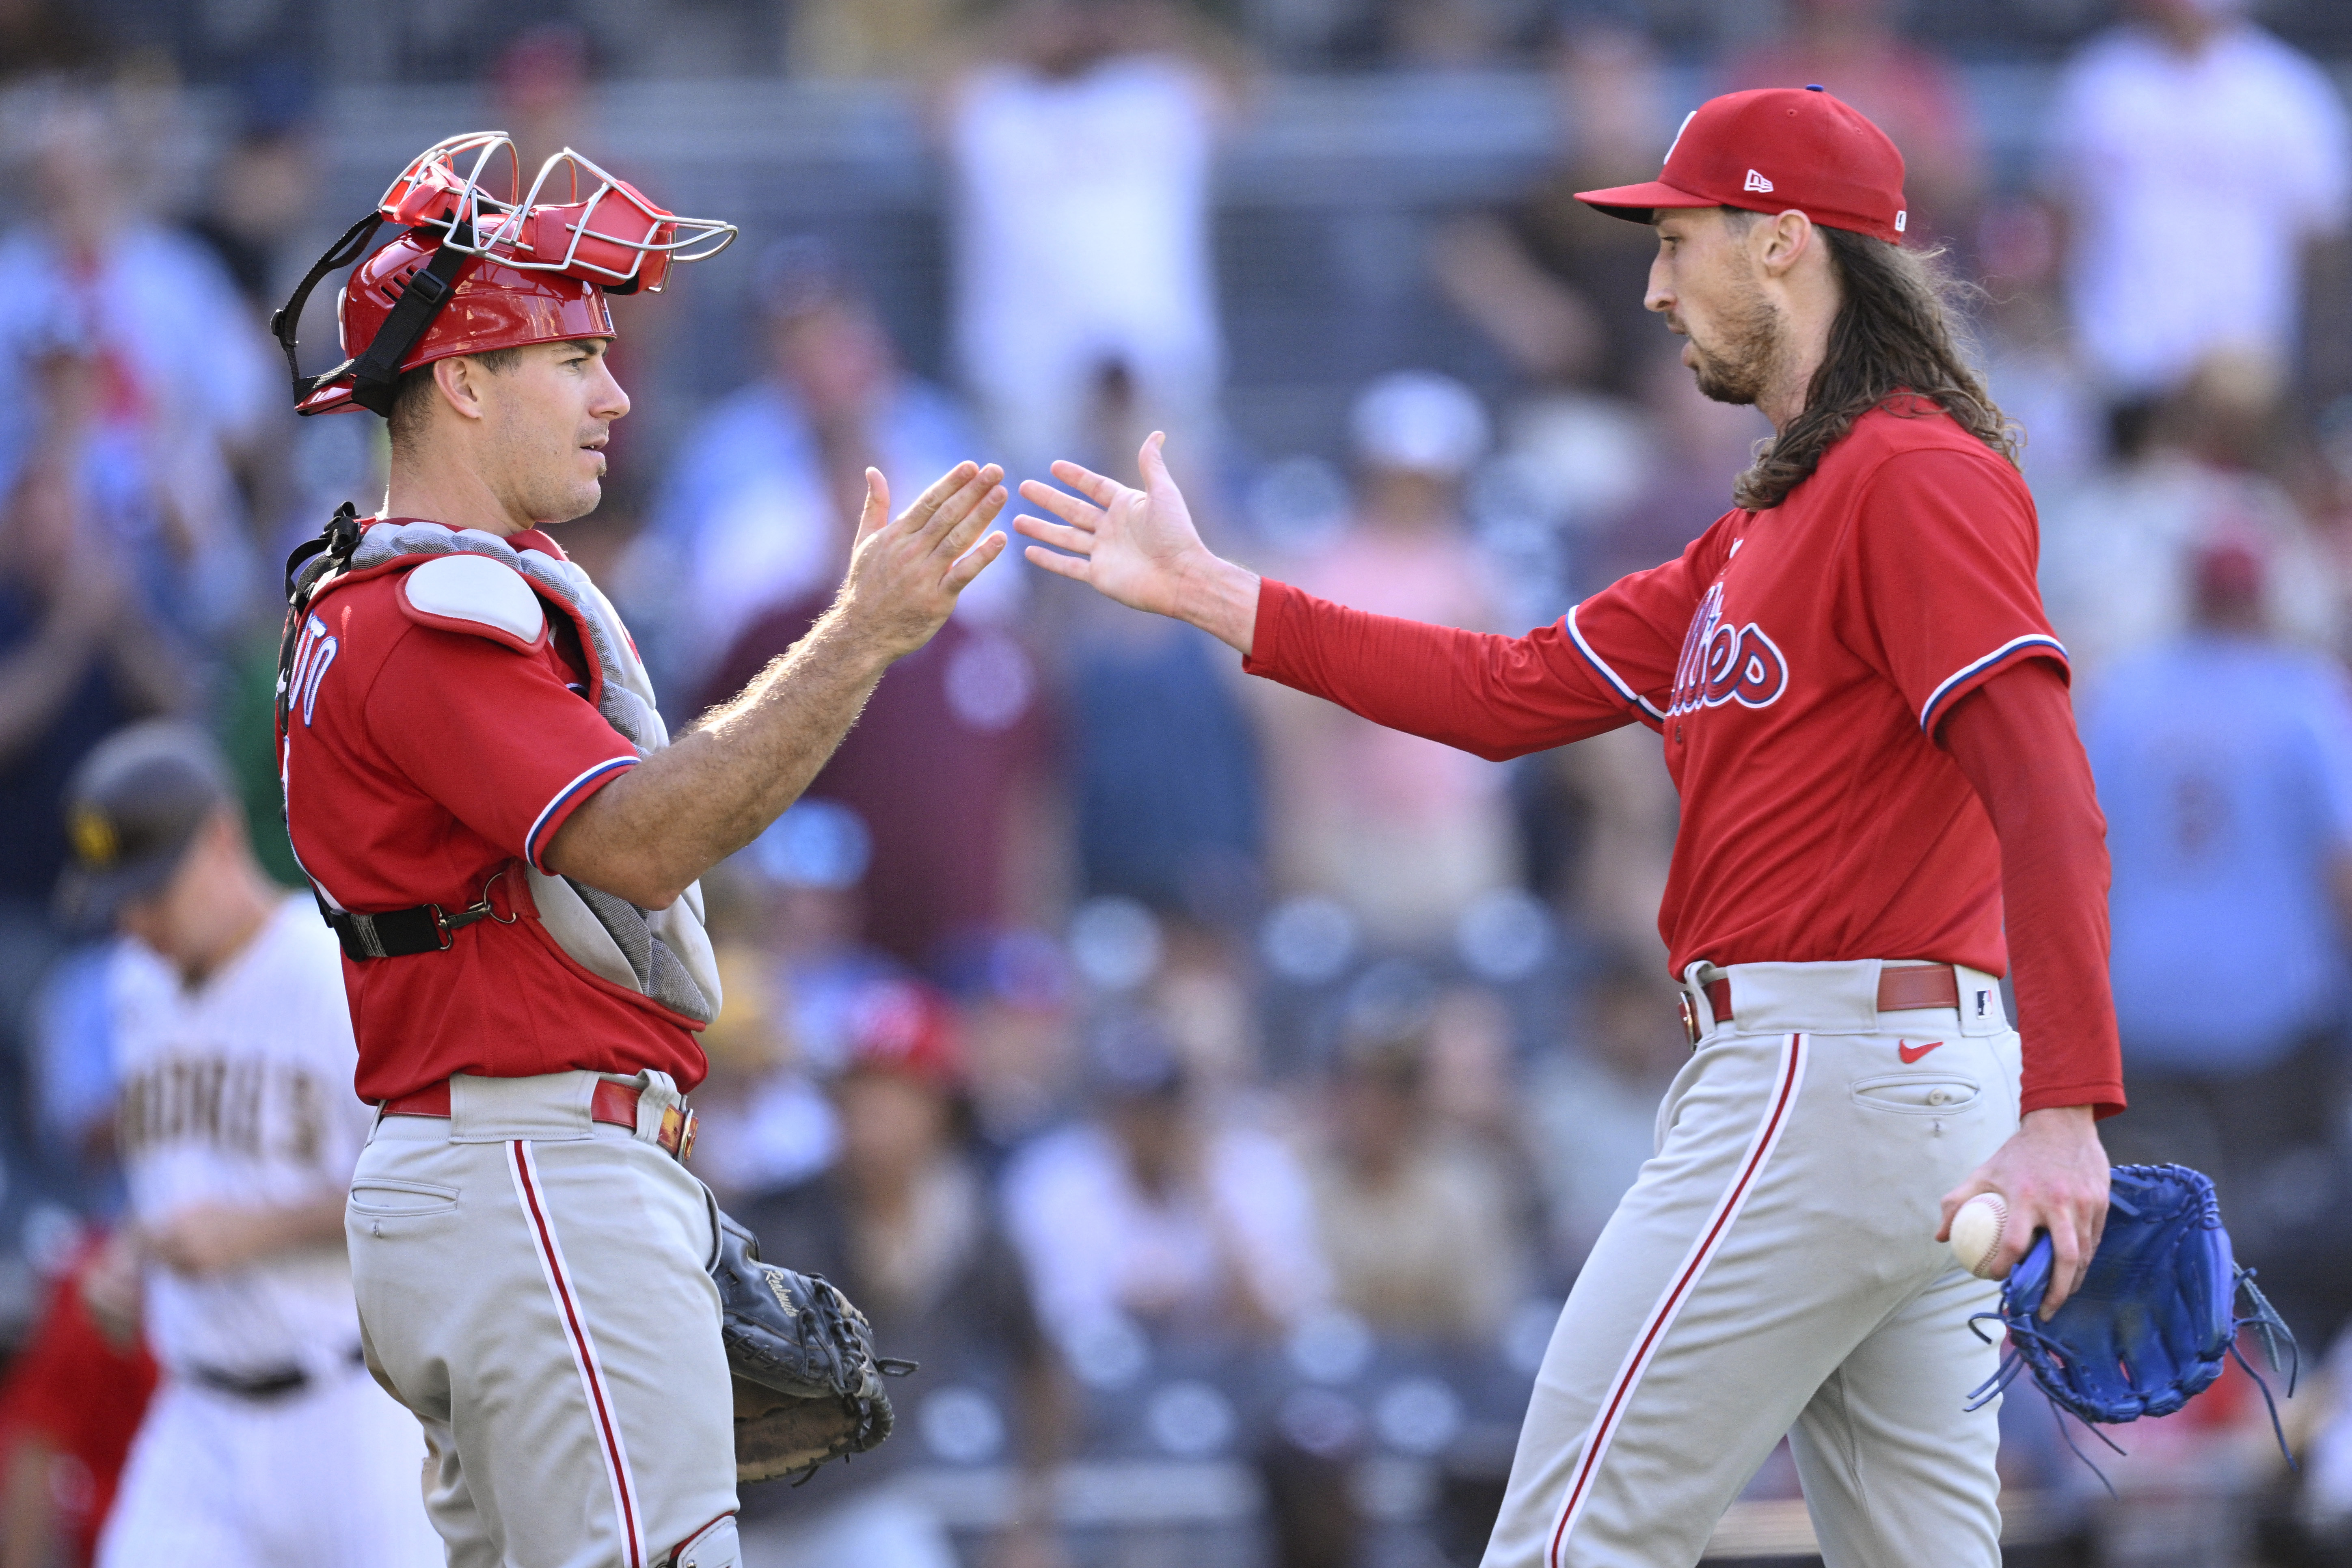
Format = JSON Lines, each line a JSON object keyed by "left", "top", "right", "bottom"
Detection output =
{"left": 279, "top": 512, "right": 722, "bottom": 1026}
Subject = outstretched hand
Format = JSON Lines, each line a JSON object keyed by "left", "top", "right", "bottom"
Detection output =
{"left": 840, "top": 460, "right": 1008, "bottom": 660}
{"left": 1937, "top": 1105, "right": 2110, "bottom": 1318}
{"left": 1015, "top": 433, "right": 1261, "bottom": 653}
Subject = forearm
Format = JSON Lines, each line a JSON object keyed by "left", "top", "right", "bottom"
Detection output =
{"left": 549, "top": 603, "right": 895, "bottom": 907}
{"left": 0, "top": 620, "right": 100, "bottom": 768}
{"left": 104, "top": 609, "right": 193, "bottom": 717}
{"left": 1242, "top": 579, "right": 1634, "bottom": 760}
{"left": 144, "top": 1191, "right": 349, "bottom": 1274}
{"left": 1937, "top": 659, "right": 2125, "bottom": 1117}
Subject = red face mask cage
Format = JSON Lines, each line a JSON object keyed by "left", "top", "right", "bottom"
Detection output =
{"left": 381, "top": 134, "right": 736, "bottom": 295}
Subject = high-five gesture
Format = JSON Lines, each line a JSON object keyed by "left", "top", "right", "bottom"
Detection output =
{"left": 841, "top": 460, "right": 1009, "bottom": 659}
{"left": 1015, "top": 432, "right": 1262, "bottom": 653}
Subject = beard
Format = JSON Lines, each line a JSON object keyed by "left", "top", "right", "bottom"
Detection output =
{"left": 1684, "top": 279, "right": 1784, "bottom": 407}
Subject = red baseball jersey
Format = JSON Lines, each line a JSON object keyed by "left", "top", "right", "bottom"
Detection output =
{"left": 281, "top": 521, "right": 704, "bottom": 1104}
{"left": 1247, "top": 400, "right": 2063, "bottom": 981}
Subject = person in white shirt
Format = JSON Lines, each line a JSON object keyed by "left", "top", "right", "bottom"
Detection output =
{"left": 59, "top": 722, "right": 438, "bottom": 1568}
{"left": 1000, "top": 1013, "right": 1329, "bottom": 1356}
{"left": 940, "top": 1, "right": 1232, "bottom": 480}
{"left": 2041, "top": 0, "right": 2351, "bottom": 412}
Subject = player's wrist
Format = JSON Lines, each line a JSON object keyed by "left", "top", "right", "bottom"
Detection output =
{"left": 1172, "top": 551, "right": 1260, "bottom": 654}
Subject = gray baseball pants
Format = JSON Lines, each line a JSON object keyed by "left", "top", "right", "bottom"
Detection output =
{"left": 1482, "top": 960, "right": 2019, "bottom": 1568}
{"left": 346, "top": 1070, "right": 741, "bottom": 1568}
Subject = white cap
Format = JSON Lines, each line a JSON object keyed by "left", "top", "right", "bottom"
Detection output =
{"left": 1349, "top": 371, "right": 1490, "bottom": 478}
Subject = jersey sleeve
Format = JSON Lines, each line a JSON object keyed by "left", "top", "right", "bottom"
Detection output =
{"left": 1845, "top": 446, "right": 2067, "bottom": 736}
{"left": 1939, "top": 659, "right": 2125, "bottom": 1119}
{"left": 364, "top": 622, "right": 642, "bottom": 873}
{"left": 1241, "top": 524, "right": 1726, "bottom": 756}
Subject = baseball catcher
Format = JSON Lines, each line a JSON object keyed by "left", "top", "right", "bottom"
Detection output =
{"left": 273, "top": 133, "right": 1003, "bottom": 1568}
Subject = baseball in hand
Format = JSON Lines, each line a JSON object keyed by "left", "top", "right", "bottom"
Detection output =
{"left": 1949, "top": 1193, "right": 2009, "bottom": 1279}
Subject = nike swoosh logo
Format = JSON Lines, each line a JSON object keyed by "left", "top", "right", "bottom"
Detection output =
{"left": 1898, "top": 1040, "right": 1944, "bottom": 1064}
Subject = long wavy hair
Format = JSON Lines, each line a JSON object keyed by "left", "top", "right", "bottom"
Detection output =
{"left": 1732, "top": 220, "right": 2019, "bottom": 512}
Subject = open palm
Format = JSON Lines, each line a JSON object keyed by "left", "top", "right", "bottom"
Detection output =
{"left": 1015, "top": 433, "right": 1212, "bottom": 621}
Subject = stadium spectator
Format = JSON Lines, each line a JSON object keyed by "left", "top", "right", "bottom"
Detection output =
{"left": 1430, "top": 23, "right": 1670, "bottom": 399}
{"left": 1306, "top": 1017, "right": 1525, "bottom": 1342}
{"left": 0, "top": 0, "right": 104, "bottom": 82}
{"left": 649, "top": 239, "right": 1005, "bottom": 696}
{"left": 939, "top": 0, "right": 1234, "bottom": 481}
{"left": 181, "top": 117, "right": 318, "bottom": 316}
{"left": 1001, "top": 1013, "right": 1328, "bottom": 1351}
{"left": 1065, "top": 605, "right": 1266, "bottom": 922}
{"left": 0, "top": 397, "right": 186, "bottom": 1196}
{"left": 2042, "top": 0, "right": 2351, "bottom": 436}
{"left": 2084, "top": 534, "right": 2352, "bottom": 1279}
{"left": 945, "top": 928, "right": 1082, "bottom": 1153}
{"left": 1259, "top": 372, "right": 1514, "bottom": 944}
{"left": 788, "top": 0, "right": 973, "bottom": 78}
{"left": 734, "top": 977, "right": 1069, "bottom": 1568}
{"left": 1524, "top": 953, "right": 1690, "bottom": 1280}
{"left": 697, "top": 579, "right": 1056, "bottom": 971}
{"left": 0, "top": 95, "right": 274, "bottom": 644}
{"left": 2039, "top": 348, "right": 2341, "bottom": 688}
{"left": 1972, "top": 197, "right": 2104, "bottom": 492}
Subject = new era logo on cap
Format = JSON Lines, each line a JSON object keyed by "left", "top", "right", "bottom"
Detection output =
{"left": 1744, "top": 169, "right": 1774, "bottom": 194}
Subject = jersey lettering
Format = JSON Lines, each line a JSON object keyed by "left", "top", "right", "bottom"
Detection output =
{"left": 116, "top": 1054, "right": 334, "bottom": 1170}
{"left": 1668, "top": 582, "right": 1789, "bottom": 717}
{"left": 287, "top": 612, "right": 339, "bottom": 727}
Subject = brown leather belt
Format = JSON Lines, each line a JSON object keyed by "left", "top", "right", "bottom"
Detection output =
{"left": 381, "top": 1078, "right": 696, "bottom": 1162}
{"left": 1681, "top": 963, "right": 1962, "bottom": 1045}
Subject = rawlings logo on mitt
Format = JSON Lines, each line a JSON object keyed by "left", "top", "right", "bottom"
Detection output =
{"left": 709, "top": 1210, "right": 914, "bottom": 1484}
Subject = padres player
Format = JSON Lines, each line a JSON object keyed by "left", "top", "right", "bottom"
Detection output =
{"left": 271, "top": 136, "right": 1006, "bottom": 1568}
{"left": 1017, "top": 89, "right": 2120, "bottom": 1566}
{"left": 54, "top": 721, "right": 440, "bottom": 1568}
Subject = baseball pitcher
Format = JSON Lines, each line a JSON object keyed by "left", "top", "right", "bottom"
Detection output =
{"left": 1017, "top": 89, "right": 2121, "bottom": 1567}
{"left": 270, "top": 135, "right": 1006, "bottom": 1568}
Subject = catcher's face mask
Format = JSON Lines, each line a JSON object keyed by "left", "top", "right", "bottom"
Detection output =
{"left": 271, "top": 132, "right": 736, "bottom": 417}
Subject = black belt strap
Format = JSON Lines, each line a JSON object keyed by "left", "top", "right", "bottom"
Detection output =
{"left": 317, "top": 871, "right": 509, "bottom": 962}
{"left": 189, "top": 1345, "right": 366, "bottom": 1401}
{"left": 345, "top": 218, "right": 476, "bottom": 415}
{"left": 269, "top": 212, "right": 476, "bottom": 417}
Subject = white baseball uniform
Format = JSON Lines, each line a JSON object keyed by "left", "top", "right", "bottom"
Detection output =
{"left": 95, "top": 894, "right": 441, "bottom": 1568}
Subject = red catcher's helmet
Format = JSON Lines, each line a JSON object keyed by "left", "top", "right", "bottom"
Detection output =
{"left": 272, "top": 132, "right": 735, "bottom": 417}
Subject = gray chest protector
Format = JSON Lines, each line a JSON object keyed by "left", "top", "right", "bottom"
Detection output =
{"left": 288, "top": 518, "right": 722, "bottom": 1026}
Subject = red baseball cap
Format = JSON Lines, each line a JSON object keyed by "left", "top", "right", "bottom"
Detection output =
{"left": 842, "top": 978, "right": 965, "bottom": 1091}
{"left": 1577, "top": 86, "right": 1909, "bottom": 244}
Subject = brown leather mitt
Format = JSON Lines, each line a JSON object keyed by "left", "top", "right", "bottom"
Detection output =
{"left": 708, "top": 1209, "right": 914, "bottom": 1484}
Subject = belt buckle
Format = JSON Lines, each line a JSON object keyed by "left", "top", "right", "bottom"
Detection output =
{"left": 659, "top": 1104, "right": 697, "bottom": 1164}
{"left": 1678, "top": 992, "right": 1700, "bottom": 1047}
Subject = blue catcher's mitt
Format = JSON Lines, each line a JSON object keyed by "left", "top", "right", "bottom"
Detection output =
{"left": 1965, "top": 1164, "right": 2296, "bottom": 1471}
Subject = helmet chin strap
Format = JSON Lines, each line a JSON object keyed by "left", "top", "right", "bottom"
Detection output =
{"left": 272, "top": 215, "right": 479, "bottom": 418}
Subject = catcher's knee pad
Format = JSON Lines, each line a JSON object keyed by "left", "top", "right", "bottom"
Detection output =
{"left": 664, "top": 1514, "right": 741, "bottom": 1568}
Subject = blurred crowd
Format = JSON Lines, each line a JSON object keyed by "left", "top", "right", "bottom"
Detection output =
{"left": 6, "top": 0, "right": 2352, "bottom": 1565}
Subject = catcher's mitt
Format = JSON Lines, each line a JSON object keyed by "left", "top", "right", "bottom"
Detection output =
{"left": 1965, "top": 1164, "right": 2295, "bottom": 1473}
{"left": 709, "top": 1209, "right": 914, "bottom": 1484}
